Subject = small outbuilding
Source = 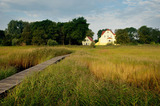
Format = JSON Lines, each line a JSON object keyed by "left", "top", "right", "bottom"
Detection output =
{"left": 82, "top": 36, "right": 94, "bottom": 45}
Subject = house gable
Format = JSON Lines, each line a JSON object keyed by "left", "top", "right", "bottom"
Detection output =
{"left": 82, "top": 36, "right": 93, "bottom": 45}
{"left": 95, "top": 29, "right": 116, "bottom": 45}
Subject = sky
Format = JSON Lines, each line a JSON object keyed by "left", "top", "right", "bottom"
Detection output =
{"left": 0, "top": 0, "right": 160, "bottom": 39}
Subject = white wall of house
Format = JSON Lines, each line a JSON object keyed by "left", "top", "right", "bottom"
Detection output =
{"left": 82, "top": 37, "right": 92, "bottom": 45}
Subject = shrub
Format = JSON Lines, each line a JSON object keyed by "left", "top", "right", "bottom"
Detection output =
{"left": 90, "top": 42, "right": 95, "bottom": 48}
{"left": 12, "top": 38, "right": 19, "bottom": 46}
{"left": 2, "top": 39, "right": 12, "bottom": 46}
{"left": 47, "top": 39, "right": 58, "bottom": 46}
{"left": 106, "top": 42, "right": 114, "bottom": 46}
{"left": 150, "top": 41, "right": 156, "bottom": 45}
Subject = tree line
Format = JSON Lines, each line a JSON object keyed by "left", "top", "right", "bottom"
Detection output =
{"left": 0, "top": 17, "right": 94, "bottom": 46}
{"left": 97, "top": 26, "right": 160, "bottom": 44}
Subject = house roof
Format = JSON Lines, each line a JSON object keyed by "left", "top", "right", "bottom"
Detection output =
{"left": 101, "top": 29, "right": 116, "bottom": 36}
{"left": 101, "top": 31, "right": 105, "bottom": 35}
{"left": 87, "top": 36, "right": 94, "bottom": 42}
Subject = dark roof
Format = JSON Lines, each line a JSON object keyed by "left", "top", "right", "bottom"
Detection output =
{"left": 87, "top": 36, "right": 94, "bottom": 42}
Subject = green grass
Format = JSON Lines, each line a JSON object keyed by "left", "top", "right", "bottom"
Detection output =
{"left": 0, "top": 45, "right": 160, "bottom": 105}
{"left": 0, "top": 67, "right": 16, "bottom": 80}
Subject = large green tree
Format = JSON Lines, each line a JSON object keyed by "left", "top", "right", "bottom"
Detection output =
{"left": 125, "top": 27, "right": 138, "bottom": 42}
{"left": 115, "top": 29, "right": 130, "bottom": 44}
{"left": 71, "top": 17, "right": 89, "bottom": 44}
{"left": 30, "top": 19, "right": 57, "bottom": 45}
{"left": 7, "top": 20, "right": 28, "bottom": 38}
{"left": 138, "top": 26, "right": 152, "bottom": 44}
{"left": 64, "top": 17, "right": 89, "bottom": 45}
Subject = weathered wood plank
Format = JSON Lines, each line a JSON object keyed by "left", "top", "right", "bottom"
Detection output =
{"left": 0, "top": 54, "right": 70, "bottom": 95}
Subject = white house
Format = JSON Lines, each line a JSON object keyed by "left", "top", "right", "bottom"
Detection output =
{"left": 82, "top": 36, "right": 94, "bottom": 45}
{"left": 95, "top": 29, "right": 116, "bottom": 45}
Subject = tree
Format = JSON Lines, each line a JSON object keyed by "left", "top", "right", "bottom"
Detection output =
{"left": 30, "top": 19, "right": 58, "bottom": 45}
{"left": 97, "top": 28, "right": 108, "bottom": 39}
{"left": 138, "top": 26, "right": 152, "bottom": 44}
{"left": 21, "top": 23, "right": 32, "bottom": 45}
{"left": 125, "top": 27, "right": 138, "bottom": 41}
{"left": 86, "top": 29, "right": 94, "bottom": 38}
{"left": 64, "top": 17, "right": 89, "bottom": 45}
{"left": 7, "top": 20, "right": 28, "bottom": 38}
{"left": 56, "top": 22, "right": 66, "bottom": 45}
{"left": 2, "top": 33, "right": 12, "bottom": 46}
{"left": 115, "top": 29, "right": 130, "bottom": 44}
{"left": 31, "top": 36, "right": 45, "bottom": 45}
{"left": 70, "top": 17, "right": 89, "bottom": 45}
{"left": 0, "top": 30, "right": 5, "bottom": 45}
{"left": 151, "top": 28, "right": 160, "bottom": 43}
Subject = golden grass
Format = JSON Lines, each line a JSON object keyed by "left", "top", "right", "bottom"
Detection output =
{"left": 71, "top": 45, "right": 160, "bottom": 92}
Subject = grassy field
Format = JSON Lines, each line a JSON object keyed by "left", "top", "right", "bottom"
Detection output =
{"left": 0, "top": 46, "right": 72, "bottom": 80}
{"left": 0, "top": 45, "right": 160, "bottom": 105}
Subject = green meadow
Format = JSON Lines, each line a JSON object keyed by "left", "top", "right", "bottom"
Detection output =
{"left": 0, "top": 45, "right": 160, "bottom": 105}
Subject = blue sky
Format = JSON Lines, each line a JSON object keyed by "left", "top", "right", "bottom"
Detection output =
{"left": 0, "top": 0, "right": 160, "bottom": 39}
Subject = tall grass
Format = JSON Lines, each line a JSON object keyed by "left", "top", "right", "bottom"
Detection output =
{"left": 1, "top": 46, "right": 160, "bottom": 105}
{"left": 0, "top": 46, "right": 72, "bottom": 80}
{"left": 1, "top": 45, "right": 160, "bottom": 105}
{"left": 0, "top": 67, "right": 16, "bottom": 80}
{"left": 77, "top": 45, "right": 160, "bottom": 92}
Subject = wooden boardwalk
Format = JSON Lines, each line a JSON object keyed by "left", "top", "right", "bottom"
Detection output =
{"left": 0, "top": 54, "right": 70, "bottom": 96}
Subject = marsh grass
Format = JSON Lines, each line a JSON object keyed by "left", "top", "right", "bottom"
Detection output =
{"left": 76, "top": 46, "right": 160, "bottom": 92}
{"left": 1, "top": 48, "right": 160, "bottom": 105}
{"left": 0, "top": 46, "right": 72, "bottom": 80}
{"left": 0, "top": 45, "right": 160, "bottom": 105}
{"left": 0, "top": 67, "right": 16, "bottom": 80}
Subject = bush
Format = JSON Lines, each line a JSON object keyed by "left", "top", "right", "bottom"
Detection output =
{"left": 128, "top": 42, "right": 138, "bottom": 45}
{"left": 2, "top": 39, "right": 12, "bottom": 46}
{"left": 106, "top": 42, "right": 114, "bottom": 46}
{"left": 47, "top": 39, "right": 58, "bottom": 46}
{"left": 150, "top": 41, "right": 156, "bottom": 45}
{"left": 90, "top": 42, "right": 95, "bottom": 48}
{"left": 12, "top": 38, "right": 19, "bottom": 46}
